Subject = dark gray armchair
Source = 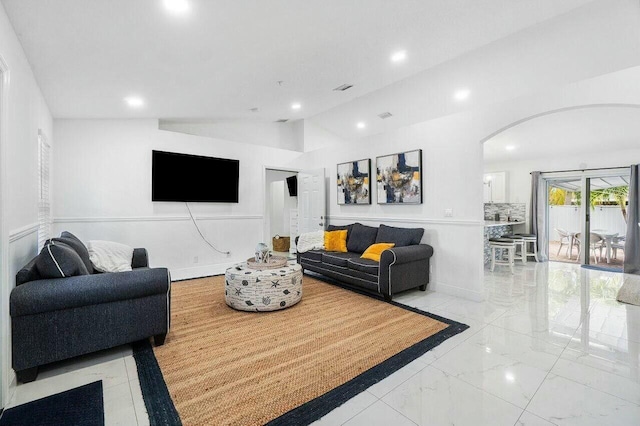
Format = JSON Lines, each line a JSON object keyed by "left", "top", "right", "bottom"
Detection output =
{"left": 11, "top": 248, "right": 171, "bottom": 383}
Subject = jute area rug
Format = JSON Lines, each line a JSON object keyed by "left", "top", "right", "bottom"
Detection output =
{"left": 134, "top": 275, "right": 468, "bottom": 426}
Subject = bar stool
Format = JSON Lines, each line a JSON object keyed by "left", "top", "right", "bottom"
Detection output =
{"left": 489, "top": 238, "right": 516, "bottom": 274}
{"left": 502, "top": 234, "right": 526, "bottom": 264}
{"left": 514, "top": 233, "right": 539, "bottom": 262}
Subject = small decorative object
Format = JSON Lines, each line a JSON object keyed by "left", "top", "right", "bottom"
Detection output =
{"left": 337, "top": 159, "right": 371, "bottom": 204}
{"left": 255, "top": 243, "right": 271, "bottom": 263}
{"left": 376, "top": 149, "right": 422, "bottom": 204}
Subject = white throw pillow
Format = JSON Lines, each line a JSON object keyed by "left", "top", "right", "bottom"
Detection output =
{"left": 87, "top": 240, "right": 134, "bottom": 273}
{"left": 296, "top": 230, "right": 325, "bottom": 253}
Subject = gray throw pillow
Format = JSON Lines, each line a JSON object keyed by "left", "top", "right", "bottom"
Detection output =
{"left": 375, "top": 224, "right": 424, "bottom": 247}
{"left": 346, "top": 223, "right": 379, "bottom": 253}
{"left": 54, "top": 231, "right": 94, "bottom": 273}
{"left": 36, "top": 241, "right": 90, "bottom": 279}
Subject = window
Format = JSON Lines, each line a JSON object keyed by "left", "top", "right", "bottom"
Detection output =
{"left": 37, "top": 130, "right": 51, "bottom": 248}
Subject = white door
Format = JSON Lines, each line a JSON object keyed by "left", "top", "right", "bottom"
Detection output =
{"left": 297, "top": 169, "right": 326, "bottom": 234}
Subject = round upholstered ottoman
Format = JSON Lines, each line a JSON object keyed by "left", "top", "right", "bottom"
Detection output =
{"left": 225, "top": 259, "right": 303, "bottom": 312}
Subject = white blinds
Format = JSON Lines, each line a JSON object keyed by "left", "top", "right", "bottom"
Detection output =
{"left": 37, "top": 130, "right": 51, "bottom": 249}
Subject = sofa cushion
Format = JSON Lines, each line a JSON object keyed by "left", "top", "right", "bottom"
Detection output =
{"left": 298, "top": 249, "right": 324, "bottom": 263}
{"left": 347, "top": 257, "right": 380, "bottom": 275}
{"left": 347, "top": 223, "right": 379, "bottom": 253}
{"left": 324, "top": 230, "right": 348, "bottom": 252}
{"left": 360, "top": 242, "right": 395, "bottom": 262}
{"left": 321, "top": 252, "right": 360, "bottom": 268}
{"left": 375, "top": 224, "right": 424, "bottom": 247}
{"left": 54, "top": 231, "right": 94, "bottom": 273}
{"left": 36, "top": 241, "right": 90, "bottom": 279}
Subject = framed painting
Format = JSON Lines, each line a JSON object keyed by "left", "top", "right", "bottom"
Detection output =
{"left": 376, "top": 149, "right": 422, "bottom": 204}
{"left": 337, "top": 158, "right": 371, "bottom": 204}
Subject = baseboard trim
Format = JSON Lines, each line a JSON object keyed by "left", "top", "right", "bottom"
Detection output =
{"left": 170, "top": 262, "right": 239, "bottom": 281}
{"left": 54, "top": 215, "right": 263, "bottom": 224}
{"left": 8, "top": 223, "right": 39, "bottom": 243}
{"left": 327, "top": 216, "right": 483, "bottom": 227}
{"left": 428, "top": 281, "right": 484, "bottom": 302}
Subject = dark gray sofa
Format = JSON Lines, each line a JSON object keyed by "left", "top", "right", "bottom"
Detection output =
{"left": 297, "top": 223, "right": 434, "bottom": 301}
{"left": 11, "top": 245, "right": 171, "bottom": 383}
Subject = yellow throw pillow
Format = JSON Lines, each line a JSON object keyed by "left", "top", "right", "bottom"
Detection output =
{"left": 360, "top": 243, "right": 395, "bottom": 262}
{"left": 324, "top": 230, "right": 348, "bottom": 252}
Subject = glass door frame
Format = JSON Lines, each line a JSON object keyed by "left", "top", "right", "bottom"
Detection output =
{"left": 542, "top": 167, "right": 629, "bottom": 266}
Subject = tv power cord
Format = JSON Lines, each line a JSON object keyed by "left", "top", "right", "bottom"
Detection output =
{"left": 185, "top": 202, "right": 231, "bottom": 256}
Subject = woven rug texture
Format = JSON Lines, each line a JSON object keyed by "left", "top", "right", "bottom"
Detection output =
{"left": 154, "top": 275, "right": 449, "bottom": 425}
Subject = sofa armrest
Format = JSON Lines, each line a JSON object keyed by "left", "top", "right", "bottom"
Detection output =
{"left": 379, "top": 244, "right": 434, "bottom": 268}
{"left": 10, "top": 267, "right": 170, "bottom": 317}
{"left": 132, "top": 248, "right": 149, "bottom": 268}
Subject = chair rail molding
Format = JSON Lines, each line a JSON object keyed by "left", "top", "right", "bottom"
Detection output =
{"left": 8, "top": 222, "right": 39, "bottom": 243}
{"left": 53, "top": 215, "right": 264, "bottom": 224}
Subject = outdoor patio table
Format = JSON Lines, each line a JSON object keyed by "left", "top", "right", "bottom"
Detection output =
{"left": 592, "top": 229, "right": 618, "bottom": 263}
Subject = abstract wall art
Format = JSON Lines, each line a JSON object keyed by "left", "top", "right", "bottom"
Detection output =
{"left": 376, "top": 149, "right": 422, "bottom": 204}
{"left": 337, "top": 159, "right": 371, "bottom": 204}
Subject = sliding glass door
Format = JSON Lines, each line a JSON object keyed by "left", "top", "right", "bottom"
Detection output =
{"left": 545, "top": 169, "right": 629, "bottom": 270}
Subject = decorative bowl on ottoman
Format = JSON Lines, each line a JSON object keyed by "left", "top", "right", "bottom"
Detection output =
{"left": 225, "top": 258, "right": 302, "bottom": 312}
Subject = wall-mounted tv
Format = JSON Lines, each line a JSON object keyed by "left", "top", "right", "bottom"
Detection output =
{"left": 152, "top": 150, "right": 239, "bottom": 202}
{"left": 286, "top": 175, "right": 297, "bottom": 196}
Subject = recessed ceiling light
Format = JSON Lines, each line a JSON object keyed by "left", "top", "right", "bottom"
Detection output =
{"left": 163, "top": 0, "right": 190, "bottom": 14}
{"left": 454, "top": 88, "right": 471, "bottom": 101}
{"left": 356, "top": 122, "right": 366, "bottom": 129}
{"left": 124, "top": 96, "right": 145, "bottom": 108}
{"left": 390, "top": 50, "right": 407, "bottom": 63}
{"left": 505, "top": 145, "right": 516, "bottom": 151}
{"left": 291, "top": 103, "right": 301, "bottom": 110}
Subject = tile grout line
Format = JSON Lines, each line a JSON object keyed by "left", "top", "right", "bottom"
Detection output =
{"left": 337, "top": 391, "right": 379, "bottom": 426}
{"left": 378, "top": 399, "right": 420, "bottom": 426}
{"left": 513, "top": 310, "right": 583, "bottom": 424}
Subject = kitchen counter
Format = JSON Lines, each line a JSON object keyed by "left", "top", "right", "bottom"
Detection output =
{"left": 484, "top": 220, "right": 525, "bottom": 227}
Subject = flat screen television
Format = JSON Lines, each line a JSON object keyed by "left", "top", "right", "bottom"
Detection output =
{"left": 286, "top": 175, "right": 297, "bottom": 196}
{"left": 152, "top": 150, "right": 239, "bottom": 202}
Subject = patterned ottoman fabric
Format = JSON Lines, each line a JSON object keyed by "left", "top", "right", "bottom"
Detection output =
{"left": 225, "top": 260, "right": 303, "bottom": 312}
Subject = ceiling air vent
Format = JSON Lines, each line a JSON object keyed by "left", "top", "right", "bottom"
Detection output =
{"left": 333, "top": 84, "right": 354, "bottom": 92}
{"left": 275, "top": 119, "right": 289, "bottom": 123}
{"left": 378, "top": 112, "right": 393, "bottom": 119}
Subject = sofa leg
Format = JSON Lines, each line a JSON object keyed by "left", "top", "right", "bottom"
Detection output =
{"left": 154, "top": 333, "right": 167, "bottom": 346}
{"left": 383, "top": 294, "right": 392, "bottom": 302}
{"left": 419, "top": 284, "right": 427, "bottom": 291}
{"left": 16, "top": 366, "right": 38, "bottom": 383}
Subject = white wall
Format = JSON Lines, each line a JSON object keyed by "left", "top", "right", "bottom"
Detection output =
{"left": 52, "top": 119, "right": 302, "bottom": 280}
{"left": 159, "top": 119, "right": 303, "bottom": 152}
{"left": 0, "top": 3, "right": 53, "bottom": 407}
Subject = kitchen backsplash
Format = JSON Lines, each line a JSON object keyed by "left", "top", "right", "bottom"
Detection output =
{"left": 484, "top": 203, "right": 526, "bottom": 221}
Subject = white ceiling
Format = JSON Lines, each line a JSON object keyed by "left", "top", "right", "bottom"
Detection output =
{"left": 1, "top": 0, "right": 595, "bottom": 120}
{"left": 483, "top": 106, "right": 640, "bottom": 163}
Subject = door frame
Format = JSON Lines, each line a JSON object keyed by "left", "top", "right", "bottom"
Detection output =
{"left": 262, "top": 166, "right": 300, "bottom": 249}
{"left": 543, "top": 167, "right": 630, "bottom": 266}
{"left": 0, "top": 53, "right": 10, "bottom": 408}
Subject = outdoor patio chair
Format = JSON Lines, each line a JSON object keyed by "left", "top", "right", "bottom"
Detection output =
{"left": 575, "top": 232, "right": 604, "bottom": 264}
{"left": 556, "top": 228, "right": 578, "bottom": 257}
{"left": 611, "top": 236, "right": 625, "bottom": 260}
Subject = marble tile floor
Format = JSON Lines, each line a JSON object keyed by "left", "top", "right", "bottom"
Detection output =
{"left": 5, "top": 262, "right": 640, "bottom": 425}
